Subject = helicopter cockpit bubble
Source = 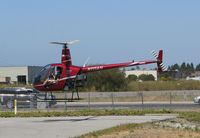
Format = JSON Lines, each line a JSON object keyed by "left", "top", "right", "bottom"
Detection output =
{"left": 33, "top": 64, "right": 63, "bottom": 85}
{"left": 33, "top": 64, "right": 51, "bottom": 85}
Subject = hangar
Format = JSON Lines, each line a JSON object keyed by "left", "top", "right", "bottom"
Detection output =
{"left": 0, "top": 66, "right": 41, "bottom": 84}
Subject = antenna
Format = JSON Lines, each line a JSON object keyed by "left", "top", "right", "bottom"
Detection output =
{"left": 83, "top": 57, "right": 90, "bottom": 67}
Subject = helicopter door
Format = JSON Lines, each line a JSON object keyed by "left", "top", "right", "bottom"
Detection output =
{"left": 44, "top": 66, "right": 63, "bottom": 81}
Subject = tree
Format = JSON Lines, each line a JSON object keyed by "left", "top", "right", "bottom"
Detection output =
{"left": 172, "top": 63, "right": 180, "bottom": 71}
{"left": 168, "top": 63, "right": 180, "bottom": 71}
{"left": 190, "top": 63, "right": 194, "bottom": 72}
{"left": 127, "top": 75, "right": 137, "bottom": 82}
{"left": 85, "top": 69, "right": 127, "bottom": 91}
{"left": 196, "top": 64, "right": 200, "bottom": 71}
{"left": 159, "top": 72, "right": 173, "bottom": 81}
{"left": 180, "top": 62, "right": 186, "bottom": 72}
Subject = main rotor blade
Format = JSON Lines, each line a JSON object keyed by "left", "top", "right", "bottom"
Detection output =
{"left": 49, "top": 40, "right": 80, "bottom": 46}
{"left": 66, "top": 40, "right": 80, "bottom": 45}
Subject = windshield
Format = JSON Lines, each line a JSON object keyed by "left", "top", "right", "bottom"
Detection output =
{"left": 33, "top": 65, "right": 63, "bottom": 85}
{"left": 33, "top": 64, "right": 51, "bottom": 84}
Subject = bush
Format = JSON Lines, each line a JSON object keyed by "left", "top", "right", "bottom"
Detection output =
{"left": 85, "top": 69, "right": 127, "bottom": 91}
{"left": 127, "top": 75, "right": 137, "bottom": 82}
{"left": 138, "top": 74, "right": 155, "bottom": 81}
{"left": 159, "top": 72, "right": 174, "bottom": 81}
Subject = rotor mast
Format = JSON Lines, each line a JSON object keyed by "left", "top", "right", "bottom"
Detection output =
{"left": 49, "top": 40, "right": 80, "bottom": 66}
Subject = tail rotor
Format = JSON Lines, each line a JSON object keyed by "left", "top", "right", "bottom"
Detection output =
{"left": 151, "top": 50, "right": 167, "bottom": 72}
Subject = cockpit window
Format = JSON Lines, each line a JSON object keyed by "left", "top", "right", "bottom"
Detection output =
{"left": 33, "top": 65, "right": 63, "bottom": 85}
{"left": 33, "top": 64, "right": 51, "bottom": 84}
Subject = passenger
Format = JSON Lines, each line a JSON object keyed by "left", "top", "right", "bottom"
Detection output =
{"left": 43, "top": 67, "right": 62, "bottom": 88}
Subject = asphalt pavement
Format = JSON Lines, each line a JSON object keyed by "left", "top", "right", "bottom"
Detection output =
{"left": 0, "top": 114, "right": 177, "bottom": 138}
{"left": 1, "top": 102, "right": 200, "bottom": 111}
{"left": 52, "top": 102, "right": 200, "bottom": 111}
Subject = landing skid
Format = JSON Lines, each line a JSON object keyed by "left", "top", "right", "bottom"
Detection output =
{"left": 36, "top": 89, "right": 82, "bottom": 103}
{"left": 35, "top": 98, "right": 83, "bottom": 102}
{"left": 41, "top": 75, "right": 83, "bottom": 102}
{"left": 71, "top": 88, "right": 80, "bottom": 102}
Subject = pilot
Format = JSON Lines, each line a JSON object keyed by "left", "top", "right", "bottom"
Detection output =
{"left": 55, "top": 67, "right": 62, "bottom": 80}
{"left": 43, "top": 67, "right": 62, "bottom": 88}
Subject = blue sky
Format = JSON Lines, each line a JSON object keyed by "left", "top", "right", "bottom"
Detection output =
{"left": 0, "top": 0, "right": 200, "bottom": 68}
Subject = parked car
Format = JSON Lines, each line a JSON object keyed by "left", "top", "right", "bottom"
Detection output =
{"left": 0, "top": 87, "right": 56, "bottom": 109}
{"left": 194, "top": 96, "right": 200, "bottom": 104}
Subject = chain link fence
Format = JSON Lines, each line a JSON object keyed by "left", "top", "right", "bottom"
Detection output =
{"left": 0, "top": 90, "right": 200, "bottom": 112}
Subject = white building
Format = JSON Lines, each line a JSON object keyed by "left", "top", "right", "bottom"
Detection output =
{"left": 0, "top": 66, "right": 41, "bottom": 84}
{"left": 186, "top": 76, "right": 200, "bottom": 81}
{"left": 125, "top": 70, "right": 158, "bottom": 81}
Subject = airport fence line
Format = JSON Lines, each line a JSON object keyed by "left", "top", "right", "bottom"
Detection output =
{"left": 0, "top": 90, "right": 200, "bottom": 112}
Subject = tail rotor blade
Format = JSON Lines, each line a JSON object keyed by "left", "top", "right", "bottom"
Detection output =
{"left": 151, "top": 50, "right": 158, "bottom": 59}
{"left": 151, "top": 50, "right": 166, "bottom": 72}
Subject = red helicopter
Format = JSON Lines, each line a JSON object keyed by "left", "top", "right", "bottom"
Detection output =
{"left": 33, "top": 40, "right": 166, "bottom": 100}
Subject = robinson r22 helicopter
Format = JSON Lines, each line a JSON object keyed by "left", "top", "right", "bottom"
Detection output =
{"left": 33, "top": 40, "right": 166, "bottom": 101}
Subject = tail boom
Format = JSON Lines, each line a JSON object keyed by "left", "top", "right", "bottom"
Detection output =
{"left": 81, "top": 60, "right": 158, "bottom": 73}
{"left": 81, "top": 50, "right": 165, "bottom": 73}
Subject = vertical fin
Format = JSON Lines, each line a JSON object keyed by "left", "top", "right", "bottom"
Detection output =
{"left": 152, "top": 50, "right": 166, "bottom": 72}
{"left": 157, "top": 50, "right": 163, "bottom": 63}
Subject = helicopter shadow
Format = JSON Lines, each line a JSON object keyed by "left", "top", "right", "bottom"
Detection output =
{"left": 40, "top": 116, "right": 97, "bottom": 123}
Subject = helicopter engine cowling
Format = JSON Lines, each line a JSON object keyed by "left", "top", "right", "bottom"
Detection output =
{"left": 64, "top": 73, "right": 87, "bottom": 91}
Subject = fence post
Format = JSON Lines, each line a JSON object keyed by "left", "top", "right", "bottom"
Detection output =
{"left": 46, "top": 93, "right": 49, "bottom": 112}
{"left": 10, "top": 97, "right": 13, "bottom": 112}
{"left": 30, "top": 94, "right": 33, "bottom": 113}
{"left": 141, "top": 92, "right": 144, "bottom": 105}
{"left": 170, "top": 92, "right": 172, "bottom": 104}
{"left": 14, "top": 99, "right": 17, "bottom": 115}
{"left": 184, "top": 92, "right": 187, "bottom": 101}
{"left": 64, "top": 93, "right": 67, "bottom": 112}
{"left": 141, "top": 92, "right": 144, "bottom": 110}
{"left": 88, "top": 92, "right": 90, "bottom": 110}
{"left": 111, "top": 92, "right": 115, "bottom": 110}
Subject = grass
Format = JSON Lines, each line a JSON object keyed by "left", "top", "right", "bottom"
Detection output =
{"left": 1, "top": 80, "right": 200, "bottom": 92}
{"left": 178, "top": 112, "right": 200, "bottom": 122}
{"left": 0, "top": 109, "right": 173, "bottom": 117}
{"left": 127, "top": 80, "right": 200, "bottom": 91}
{"left": 78, "top": 121, "right": 200, "bottom": 138}
{"left": 77, "top": 123, "right": 140, "bottom": 138}
{"left": 1, "top": 109, "right": 200, "bottom": 123}
{"left": 0, "top": 83, "right": 32, "bottom": 90}
{"left": 77, "top": 111, "right": 200, "bottom": 138}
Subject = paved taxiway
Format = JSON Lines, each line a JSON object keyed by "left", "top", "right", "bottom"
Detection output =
{"left": 1, "top": 102, "right": 200, "bottom": 111}
{"left": 0, "top": 114, "right": 177, "bottom": 138}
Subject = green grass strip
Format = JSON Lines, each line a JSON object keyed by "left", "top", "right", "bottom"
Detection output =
{"left": 77, "top": 123, "right": 140, "bottom": 138}
{"left": 178, "top": 111, "right": 200, "bottom": 122}
{"left": 1, "top": 109, "right": 200, "bottom": 123}
{"left": 0, "top": 109, "right": 173, "bottom": 118}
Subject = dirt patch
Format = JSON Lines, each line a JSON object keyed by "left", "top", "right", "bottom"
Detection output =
{"left": 99, "top": 125, "right": 200, "bottom": 138}
{"left": 85, "top": 119, "right": 200, "bottom": 138}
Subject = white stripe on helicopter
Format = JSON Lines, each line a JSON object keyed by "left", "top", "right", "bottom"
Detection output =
{"left": 34, "top": 75, "right": 77, "bottom": 87}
